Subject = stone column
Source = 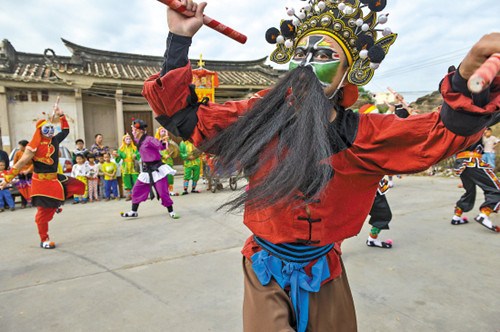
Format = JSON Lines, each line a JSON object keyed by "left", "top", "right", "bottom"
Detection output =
{"left": 0, "top": 86, "right": 12, "bottom": 152}
{"left": 115, "top": 89, "right": 124, "bottom": 146}
{"left": 74, "top": 88, "right": 85, "bottom": 142}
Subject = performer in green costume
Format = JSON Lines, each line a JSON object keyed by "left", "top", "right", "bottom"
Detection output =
{"left": 116, "top": 133, "right": 140, "bottom": 201}
{"left": 179, "top": 140, "right": 201, "bottom": 195}
{"left": 156, "top": 127, "right": 180, "bottom": 196}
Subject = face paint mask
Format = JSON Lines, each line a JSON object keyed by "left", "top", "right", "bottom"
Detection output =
{"left": 288, "top": 35, "right": 341, "bottom": 86}
{"left": 41, "top": 124, "right": 55, "bottom": 138}
{"left": 124, "top": 137, "right": 132, "bottom": 144}
{"left": 289, "top": 60, "right": 340, "bottom": 86}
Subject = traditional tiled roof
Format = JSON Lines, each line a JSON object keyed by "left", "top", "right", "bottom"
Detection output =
{"left": 0, "top": 40, "right": 64, "bottom": 84}
{"left": 0, "top": 38, "right": 283, "bottom": 88}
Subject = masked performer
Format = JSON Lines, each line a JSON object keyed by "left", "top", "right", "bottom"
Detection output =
{"left": 142, "top": 0, "right": 500, "bottom": 330}
{"left": 451, "top": 113, "right": 500, "bottom": 232}
{"left": 155, "top": 127, "right": 180, "bottom": 196}
{"left": 179, "top": 139, "right": 201, "bottom": 195}
{"left": 0, "top": 106, "right": 85, "bottom": 249}
{"left": 121, "top": 119, "right": 179, "bottom": 219}
{"left": 366, "top": 177, "right": 394, "bottom": 248}
{"left": 366, "top": 104, "right": 411, "bottom": 248}
{"left": 117, "top": 133, "right": 140, "bottom": 201}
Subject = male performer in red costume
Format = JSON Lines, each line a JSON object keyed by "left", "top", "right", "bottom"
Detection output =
{"left": 143, "top": 0, "right": 500, "bottom": 330}
{"left": 1, "top": 106, "right": 85, "bottom": 249}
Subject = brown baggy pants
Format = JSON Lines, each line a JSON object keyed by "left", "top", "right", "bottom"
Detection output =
{"left": 242, "top": 257, "right": 357, "bottom": 332}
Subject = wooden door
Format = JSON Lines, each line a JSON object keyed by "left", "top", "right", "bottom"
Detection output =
{"left": 83, "top": 95, "right": 117, "bottom": 148}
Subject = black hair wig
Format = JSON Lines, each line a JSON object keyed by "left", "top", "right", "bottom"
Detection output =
{"left": 202, "top": 66, "right": 344, "bottom": 212}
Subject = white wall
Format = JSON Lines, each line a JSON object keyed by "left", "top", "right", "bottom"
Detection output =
{"left": 7, "top": 90, "right": 78, "bottom": 149}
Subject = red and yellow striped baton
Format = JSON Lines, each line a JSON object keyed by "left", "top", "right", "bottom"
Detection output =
{"left": 157, "top": 0, "right": 247, "bottom": 44}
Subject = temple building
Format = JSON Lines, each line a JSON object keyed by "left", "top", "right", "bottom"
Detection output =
{"left": 0, "top": 38, "right": 283, "bottom": 152}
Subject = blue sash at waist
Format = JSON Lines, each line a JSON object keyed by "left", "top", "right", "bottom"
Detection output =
{"left": 251, "top": 236, "right": 334, "bottom": 332}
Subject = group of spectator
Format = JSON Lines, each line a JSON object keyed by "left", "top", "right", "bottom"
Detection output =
{"left": 70, "top": 134, "right": 125, "bottom": 203}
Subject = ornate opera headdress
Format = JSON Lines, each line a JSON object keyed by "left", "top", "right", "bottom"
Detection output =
{"left": 265, "top": 0, "right": 397, "bottom": 86}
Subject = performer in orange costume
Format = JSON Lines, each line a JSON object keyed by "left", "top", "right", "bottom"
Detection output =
{"left": 1, "top": 106, "right": 85, "bottom": 249}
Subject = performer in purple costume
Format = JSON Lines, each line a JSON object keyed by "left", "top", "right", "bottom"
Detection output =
{"left": 121, "top": 119, "right": 180, "bottom": 219}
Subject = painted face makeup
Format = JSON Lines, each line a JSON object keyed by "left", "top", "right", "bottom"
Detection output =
{"left": 41, "top": 124, "right": 55, "bottom": 138}
{"left": 124, "top": 136, "right": 132, "bottom": 144}
{"left": 289, "top": 34, "right": 341, "bottom": 86}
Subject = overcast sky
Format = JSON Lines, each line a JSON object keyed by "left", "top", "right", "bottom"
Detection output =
{"left": 1, "top": 0, "right": 499, "bottom": 101}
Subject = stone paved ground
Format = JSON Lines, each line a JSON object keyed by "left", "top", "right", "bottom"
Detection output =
{"left": 0, "top": 176, "right": 499, "bottom": 331}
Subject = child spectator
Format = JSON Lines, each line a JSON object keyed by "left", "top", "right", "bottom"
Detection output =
{"left": 73, "top": 139, "right": 88, "bottom": 164}
{"left": 97, "top": 154, "right": 105, "bottom": 200}
{"left": 102, "top": 152, "right": 119, "bottom": 201}
{"left": 482, "top": 127, "right": 500, "bottom": 169}
{"left": 71, "top": 154, "right": 89, "bottom": 204}
{"left": 0, "top": 149, "right": 8, "bottom": 170}
{"left": 13, "top": 139, "right": 33, "bottom": 208}
{"left": 0, "top": 160, "right": 15, "bottom": 211}
{"left": 87, "top": 154, "right": 100, "bottom": 202}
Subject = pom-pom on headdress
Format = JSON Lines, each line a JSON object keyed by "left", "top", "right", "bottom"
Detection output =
{"left": 265, "top": 0, "right": 397, "bottom": 86}
{"left": 132, "top": 118, "right": 148, "bottom": 131}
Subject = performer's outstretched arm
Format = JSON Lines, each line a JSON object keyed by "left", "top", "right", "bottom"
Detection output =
{"left": 54, "top": 114, "right": 70, "bottom": 143}
{"left": 343, "top": 34, "right": 500, "bottom": 176}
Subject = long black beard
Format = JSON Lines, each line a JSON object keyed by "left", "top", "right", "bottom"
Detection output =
{"left": 202, "top": 66, "right": 343, "bottom": 212}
